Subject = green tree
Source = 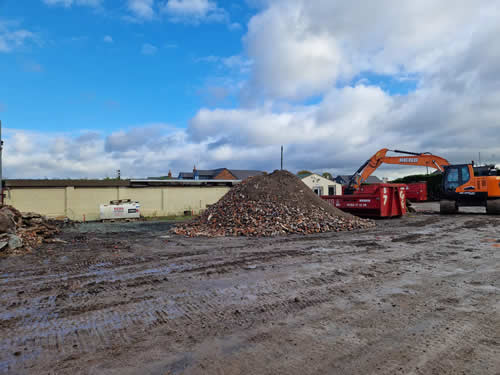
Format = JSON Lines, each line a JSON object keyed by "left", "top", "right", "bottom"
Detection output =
{"left": 322, "top": 172, "right": 333, "bottom": 180}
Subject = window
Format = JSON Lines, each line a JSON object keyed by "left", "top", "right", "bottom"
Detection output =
{"left": 328, "top": 186, "right": 335, "bottom": 195}
{"left": 461, "top": 166, "right": 470, "bottom": 183}
{"left": 444, "top": 167, "right": 459, "bottom": 191}
{"left": 313, "top": 187, "right": 323, "bottom": 196}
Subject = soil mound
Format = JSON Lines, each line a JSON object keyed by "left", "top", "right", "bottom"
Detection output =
{"left": 173, "top": 170, "right": 374, "bottom": 237}
{"left": 0, "top": 205, "right": 62, "bottom": 254}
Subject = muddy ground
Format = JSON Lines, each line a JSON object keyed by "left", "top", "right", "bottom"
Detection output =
{"left": 0, "top": 203, "right": 499, "bottom": 374}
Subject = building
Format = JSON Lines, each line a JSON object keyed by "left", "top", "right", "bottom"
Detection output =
{"left": 300, "top": 173, "right": 341, "bottom": 196}
{"left": 178, "top": 167, "right": 264, "bottom": 181}
{"left": 3, "top": 178, "right": 237, "bottom": 221}
{"left": 147, "top": 170, "right": 173, "bottom": 180}
{"left": 334, "top": 175, "right": 382, "bottom": 185}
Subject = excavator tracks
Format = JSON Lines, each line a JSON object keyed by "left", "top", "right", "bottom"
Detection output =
{"left": 440, "top": 199, "right": 458, "bottom": 214}
{"left": 486, "top": 199, "right": 500, "bottom": 214}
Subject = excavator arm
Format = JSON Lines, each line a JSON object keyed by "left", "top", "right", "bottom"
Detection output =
{"left": 346, "top": 148, "right": 450, "bottom": 193}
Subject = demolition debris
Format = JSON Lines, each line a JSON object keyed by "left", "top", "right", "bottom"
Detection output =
{"left": 0, "top": 205, "right": 61, "bottom": 254}
{"left": 173, "top": 170, "right": 375, "bottom": 237}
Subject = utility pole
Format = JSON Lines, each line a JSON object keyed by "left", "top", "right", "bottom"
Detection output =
{"left": 117, "top": 169, "right": 121, "bottom": 180}
{"left": 0, "top": 120, "right": 3, "bottom": 205}
{"left": 281, "top": 145, "right": 283, "bottom": 170}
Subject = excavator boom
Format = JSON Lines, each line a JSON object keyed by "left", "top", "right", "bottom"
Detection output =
{"left": 342, "top": 147, "right": 499, "bottom": 215}
{"left": 346, "top": 148, "right": 450, "bottom": 193}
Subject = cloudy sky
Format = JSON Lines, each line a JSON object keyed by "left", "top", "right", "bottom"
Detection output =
{"left": 1, "top": 0, "right": 499, "bottom": 179}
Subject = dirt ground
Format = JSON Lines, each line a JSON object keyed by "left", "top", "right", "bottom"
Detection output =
{"left": 1, "top": 203, "right": 499, "bottom": 375}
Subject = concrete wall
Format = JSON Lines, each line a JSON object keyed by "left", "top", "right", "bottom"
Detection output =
{"left": 4, "top": 186, "right": 231, "bottom": 221}
{"left": 301, "top": 174, "right": 341, "bottom": 196}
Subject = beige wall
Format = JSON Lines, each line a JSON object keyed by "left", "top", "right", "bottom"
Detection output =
{"left": 4, "top": 185, "right": 231, "bottom": 221}
{"left": 301, "top": 174, "right": 341, "bottom": 196}
{"left": 6, "top": 188, "right": 66, "bottom": 217}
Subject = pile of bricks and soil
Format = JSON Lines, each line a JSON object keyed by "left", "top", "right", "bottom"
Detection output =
{"left": 0, "top": 205, "right": 61, "bottom": 254}
{"left": 173, "top": 170, "right": 375, "bottom": 237}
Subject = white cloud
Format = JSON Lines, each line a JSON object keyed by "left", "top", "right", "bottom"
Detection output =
{"left": 77, "top": 0, "right": 102, "bottom": 5}
{"left": 42, "top": 0, "right": 102, "bottom": 7}
{"left": 123, "top": 0, "right": 234, "bottom": 26}
{"left": 2, "top": 126, "right": 208, "bottom": 179}
{"left": 228, "top": 22, "right": 242, "bottom": 31}
{"left": 222, "top": 55, "right": 252, "bottom": 73}
{"left": 164, "top": 0, "right": 216, "bottom": 17}
{"left": 196, "top": 54, "right": 253, "bottom": 74}
{"left": 189, "top": 85, "right": 392, "bottom": 149}
{"left": 103, "top": 35, "right": 113, "bottom": 43}
{"left": 162, "top": 0, "right": 227, "bottom": 24}
{"left": 0, "top": 21, "right": 37, "bottom": 53}
{"left": 141, "top": 43, "right": 158, "bottom": 55}
{"left": 43, "top": 0, "right": 73, "bottom": 6}
{"left": 244, "top": 0, "right": 499, "bottom": 101}
{"left": 127, "top": 0, "right": 155, "bottom": 21}
{"left": 6, "top": 1, "right": 500, "bottom": 179}
{"left": 182, "top": 0, "right": 500, "bottom": 174}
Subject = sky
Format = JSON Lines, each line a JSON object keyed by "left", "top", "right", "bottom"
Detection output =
{"left": 1, "top": 0, "right": 499, "bottom": 179}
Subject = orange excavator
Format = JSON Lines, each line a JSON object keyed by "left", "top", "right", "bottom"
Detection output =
{"left": 345, "top": 148, "right": 500, "bottom": 214}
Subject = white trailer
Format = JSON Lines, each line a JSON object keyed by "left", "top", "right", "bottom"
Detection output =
{"left": 99, "top": 199, "right": 141, "bottom": 220}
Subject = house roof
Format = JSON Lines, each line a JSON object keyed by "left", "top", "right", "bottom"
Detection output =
{"left": 300, "top": 172, "right": 320, "bottom": 180}
{"left": 228, "top": 169, "right": 265, "bottom": 180}
{"left": 301, "top": 173, "right": 339, "bottom": 183}
{"left": 365, "top": 176, "right": 382, "bottom": 183}
{"left": 178, "top": 168, "right": 264, "bottom": 180}
{"left": 335, "top": 175, "right": 351, "bottom": 183}
{"left": 178, "top": 168, "right": 225, "bottom": 179}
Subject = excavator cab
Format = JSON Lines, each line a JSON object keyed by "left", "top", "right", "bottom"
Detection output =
{"left": 440, "top": 164, "right": 500, "bottom": 214}
{"left": 442, "top": 165, "right": 471, "bottom": 192}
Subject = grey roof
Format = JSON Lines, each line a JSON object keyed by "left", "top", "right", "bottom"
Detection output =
{"left": 178, "top": 168, "right": 225, "bottom": 179}
{"left": 366, "top": 176, "right": 382, "bottom": 183}
{"left": 5, "top": 179, "right": 130, "bottom": 188}
{"left": 178, "top": 172, "right": 194, "bottom": 179}
{"left": 228, "top": 169, "right": 265, "bottom": 180}
{"left": 4, "top": 178, "right": 238, "bottom": 188}
{"left": 178, "top": 168, "right": 264, "bottom": 180}
{"left": 335, "top": 175, "right": 351, "bottom": 184}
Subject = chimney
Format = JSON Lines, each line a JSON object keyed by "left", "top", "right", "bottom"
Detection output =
{"left": 193, "top": 165, "right": 199, "bottom": 180}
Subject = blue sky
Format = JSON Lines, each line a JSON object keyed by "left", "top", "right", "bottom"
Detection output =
{"left": 1, "top": 1, "right": 499, "bottom": 179}
{"left": 1, "top": 0, "right": 248, "bottom": 133}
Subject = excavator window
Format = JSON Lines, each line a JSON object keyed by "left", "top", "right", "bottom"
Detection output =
{"left": 444, "top": 165, "right": 472, "bottom": 191}
{"left": 444, "top": 167, "right": 460, "bottom": 191}
{"left": 461, "top": 166, "right": 470, "bottom": 183}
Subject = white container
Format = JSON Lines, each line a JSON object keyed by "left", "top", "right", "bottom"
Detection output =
{"left": 99, "top": 199, "right": 141, "bottom": 220}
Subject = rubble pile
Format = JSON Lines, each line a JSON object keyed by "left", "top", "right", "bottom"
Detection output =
{"left": 174, "top": 170, "right": 375, "bottom": 237}
{"left": 0, "top": 205, "right": 60, "bottom": 254}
